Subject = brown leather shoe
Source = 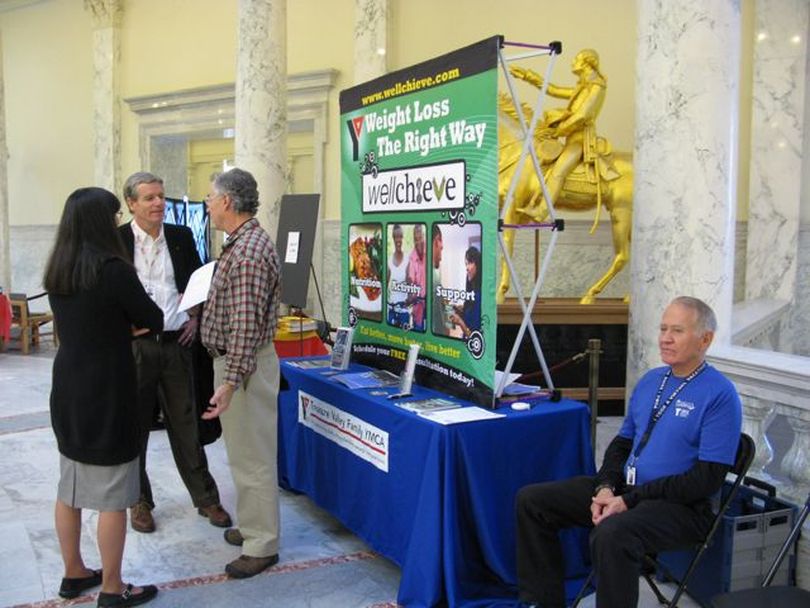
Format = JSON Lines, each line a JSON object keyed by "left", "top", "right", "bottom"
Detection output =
{"left": 225, "top": 554, "right": 279, "bottom": 579}
{"left": 223, "top": 528, "right": 244, "bottom": 546}
{"left": 130, "top": 502, "right": 155, "bottom": 533}
{"left": 197, "top": 504, "right": 232, "bottom": 528}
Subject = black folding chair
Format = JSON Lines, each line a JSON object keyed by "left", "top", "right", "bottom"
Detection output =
{"left": 710, "top": 489, "right": 810, "bottom": 607}
{"left": 572, "top": 433, "right": 755, "bottom": 608}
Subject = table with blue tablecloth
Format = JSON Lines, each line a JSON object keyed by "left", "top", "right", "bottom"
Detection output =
{"left": 278, "top": 358, "right": 596, "bottom": 607}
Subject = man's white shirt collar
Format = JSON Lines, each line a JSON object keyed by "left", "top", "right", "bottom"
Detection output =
{"left": 131, "top": 220, "right": 165, "bottom": 244}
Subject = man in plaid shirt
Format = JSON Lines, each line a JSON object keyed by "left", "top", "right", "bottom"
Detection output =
{"left": 200, "top": 168, "right": 282, "bottom": 579}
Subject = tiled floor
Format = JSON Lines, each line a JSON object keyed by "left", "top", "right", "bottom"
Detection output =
{"left": 0, "top": 342, "right": 699, "bottom": 607}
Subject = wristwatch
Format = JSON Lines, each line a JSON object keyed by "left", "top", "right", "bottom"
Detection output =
{"left": 593, "top": 483, "right": 615, "bottom": 496}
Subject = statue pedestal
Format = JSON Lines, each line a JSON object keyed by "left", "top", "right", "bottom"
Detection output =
{"left": 497, "top": 298, "right": 629, "bottom": 414}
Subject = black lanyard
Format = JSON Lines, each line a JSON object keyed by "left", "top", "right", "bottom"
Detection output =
{"left": 631, "top": 362, "right": 707, "bottom": 462}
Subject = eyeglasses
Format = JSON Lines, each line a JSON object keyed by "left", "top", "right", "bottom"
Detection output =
{"left": 205, "top": 192, "right": 224, "bottom": 203}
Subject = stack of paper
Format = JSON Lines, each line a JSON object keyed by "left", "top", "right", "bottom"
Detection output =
{"left": 278, "top": 315, "right": 319, "bottom": 334}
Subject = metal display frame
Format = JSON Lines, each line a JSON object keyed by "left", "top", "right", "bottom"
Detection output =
{"left": 495, "top": 39, "right": 563, "bottom": 397}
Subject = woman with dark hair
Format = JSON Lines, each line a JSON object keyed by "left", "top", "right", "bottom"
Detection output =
{"left": 450, "top": 246, "right": 482, "bottom": 338}
{"left": 44, "top": 187, "right": 162, "bottom": 607}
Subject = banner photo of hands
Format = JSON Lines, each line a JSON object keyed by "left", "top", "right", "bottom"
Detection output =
{"left": 340, "top": 36, "right": 500, "bottom": 407}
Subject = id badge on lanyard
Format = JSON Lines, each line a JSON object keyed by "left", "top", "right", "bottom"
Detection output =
{"left": 626, "top": 464, "right": 636, "bottom": 486}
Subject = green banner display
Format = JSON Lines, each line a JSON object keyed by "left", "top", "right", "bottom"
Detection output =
{"left": 340, "top": 36, "right": 501, "bottom": 406}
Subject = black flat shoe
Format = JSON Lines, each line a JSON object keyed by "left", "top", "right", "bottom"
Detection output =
{"left": 97, "top": 583, "right": 158, "bottom": 607}
{"left": 58, "top": 569, "right": 102, "bottom": 599}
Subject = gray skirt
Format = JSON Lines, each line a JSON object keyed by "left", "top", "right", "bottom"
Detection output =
{"left": 57, "top": 454, "right": 139, "bottom": 511}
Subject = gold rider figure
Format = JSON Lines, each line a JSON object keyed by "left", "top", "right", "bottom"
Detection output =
{"left": 512, "top": 49, "right": 606, "bottom": 219}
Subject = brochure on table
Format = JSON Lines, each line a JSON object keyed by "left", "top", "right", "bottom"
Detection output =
{"left": 340, "top": 36, "right": 500, "bottom": 407}
{"left": 396, "top": 397, "right": 461, "bottom": 413}
{"left": 332, "top": 369, "right": 400, "bottom": 390}
{"left": 330, "top": 327, "right": 354, "bottom": 370}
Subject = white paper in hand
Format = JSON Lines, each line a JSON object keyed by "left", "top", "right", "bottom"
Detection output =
{"left": 178, "top": 261, "right": 216, "bottom": 312}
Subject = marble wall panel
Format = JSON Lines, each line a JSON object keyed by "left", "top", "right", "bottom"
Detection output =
{"left": 317, "top": 219, "right": 343, "bottom": 327}
{"left": 149, "top": 136, "right": 189, "bottom": 199}
{"left": 9, "top": 225, "right": 57, "bottom": 312}
{"left": 499, "top": 221, "right": 630, "bottom": 301}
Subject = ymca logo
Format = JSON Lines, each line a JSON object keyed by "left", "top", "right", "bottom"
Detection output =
{"left": 346, "top": 115, "right": 365, "bottom": 161}
{"left": 301, "top": 394, "right": 311, "bottom": 420}
{"left": 674, "top": 399, "right": 695, "bottom": 418}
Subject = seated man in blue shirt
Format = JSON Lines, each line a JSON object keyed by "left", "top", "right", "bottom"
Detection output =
{"left": 516, "top": 296, "right": 742, "bottom": 608}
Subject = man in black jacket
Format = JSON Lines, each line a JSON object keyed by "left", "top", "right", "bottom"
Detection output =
{"left": 515, "top": 296, "right": 742, "bottom": 608}
{"left": 120, "top": 171, "right": 231, "bottom": 533}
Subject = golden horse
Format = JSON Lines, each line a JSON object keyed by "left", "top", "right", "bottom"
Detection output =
{"left": 496, "top": 93, "right": 634, "bottom": 305}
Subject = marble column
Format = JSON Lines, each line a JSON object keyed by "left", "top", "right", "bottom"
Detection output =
{"left": 745, "top": 0, "right": 808, "bottom": 303}
{"left": 84, "top": 0, "right": 122, "bottom": 194}
{"left": 354, "top": 0, "right": 388, "bottom": 84}
{"left": 0, "top": 32, "right": 10, "bottom": 293}
{"left": 235, "top": 0, "right": 287, "bottom": 238}
{"left": 628, "top": 0, "right": 741, "bottom": 386}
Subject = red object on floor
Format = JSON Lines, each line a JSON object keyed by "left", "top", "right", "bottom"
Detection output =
{"left": 0, "top": 294, "right": 11, "bottom": 342}
{"left": 274, "top": 334, "right": 329, "bottom": 358}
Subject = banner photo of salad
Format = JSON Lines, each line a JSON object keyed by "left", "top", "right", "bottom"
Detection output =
{"left": 348, "top": 223, "right": 383, "bottom": 321}
{"left": 340, "top": 36, "right": 500, "bottom": 406}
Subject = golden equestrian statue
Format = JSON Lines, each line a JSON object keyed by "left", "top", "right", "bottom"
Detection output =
{"left": 497, "top": 49, "right": 633, "bottom": 305}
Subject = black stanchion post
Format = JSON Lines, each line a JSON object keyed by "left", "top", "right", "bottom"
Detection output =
{"left": 587, "top": 338, "right": 601, "bottom": 452}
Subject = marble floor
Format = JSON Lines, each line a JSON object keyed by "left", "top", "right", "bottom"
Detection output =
{"left": 0, "top": 341, "right": 700, "bottom": 608}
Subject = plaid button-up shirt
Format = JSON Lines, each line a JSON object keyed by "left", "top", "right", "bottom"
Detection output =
{"left": 201, "top": 217, "right": 281, "bottom": 386}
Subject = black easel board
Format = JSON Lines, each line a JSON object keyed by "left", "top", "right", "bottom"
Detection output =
{"left": 276, "top": 193, "right": 320, "bottom": 308}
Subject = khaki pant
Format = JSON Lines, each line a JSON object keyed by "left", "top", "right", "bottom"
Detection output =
{"left": 214, "top": 343, "right": 280, "bottom": 557}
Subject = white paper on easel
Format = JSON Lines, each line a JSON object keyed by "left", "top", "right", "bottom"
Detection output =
{"left": 178, "top": 261, "right": 216, "bottom": 311}
{"left": 285, "top": 231, "right": 301, "bottom": 264}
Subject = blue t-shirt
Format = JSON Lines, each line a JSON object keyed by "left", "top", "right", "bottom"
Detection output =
{"left": 619, "top": 364, "right": 741, "bottom": 486}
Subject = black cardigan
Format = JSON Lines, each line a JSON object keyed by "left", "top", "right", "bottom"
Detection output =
{"left": 49, "top": 258, "right": 163, "bottom": 465}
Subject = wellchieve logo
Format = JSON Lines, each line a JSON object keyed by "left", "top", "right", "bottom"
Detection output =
{"left": 361, "top": 161, "right": 466, "bottom": 213}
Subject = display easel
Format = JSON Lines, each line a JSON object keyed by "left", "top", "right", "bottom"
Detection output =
{"left": 276, "top": 194, "right": 328, "bottom": 355}
{"left": 495, "top": 40, "right": 563, "bottom": 398}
